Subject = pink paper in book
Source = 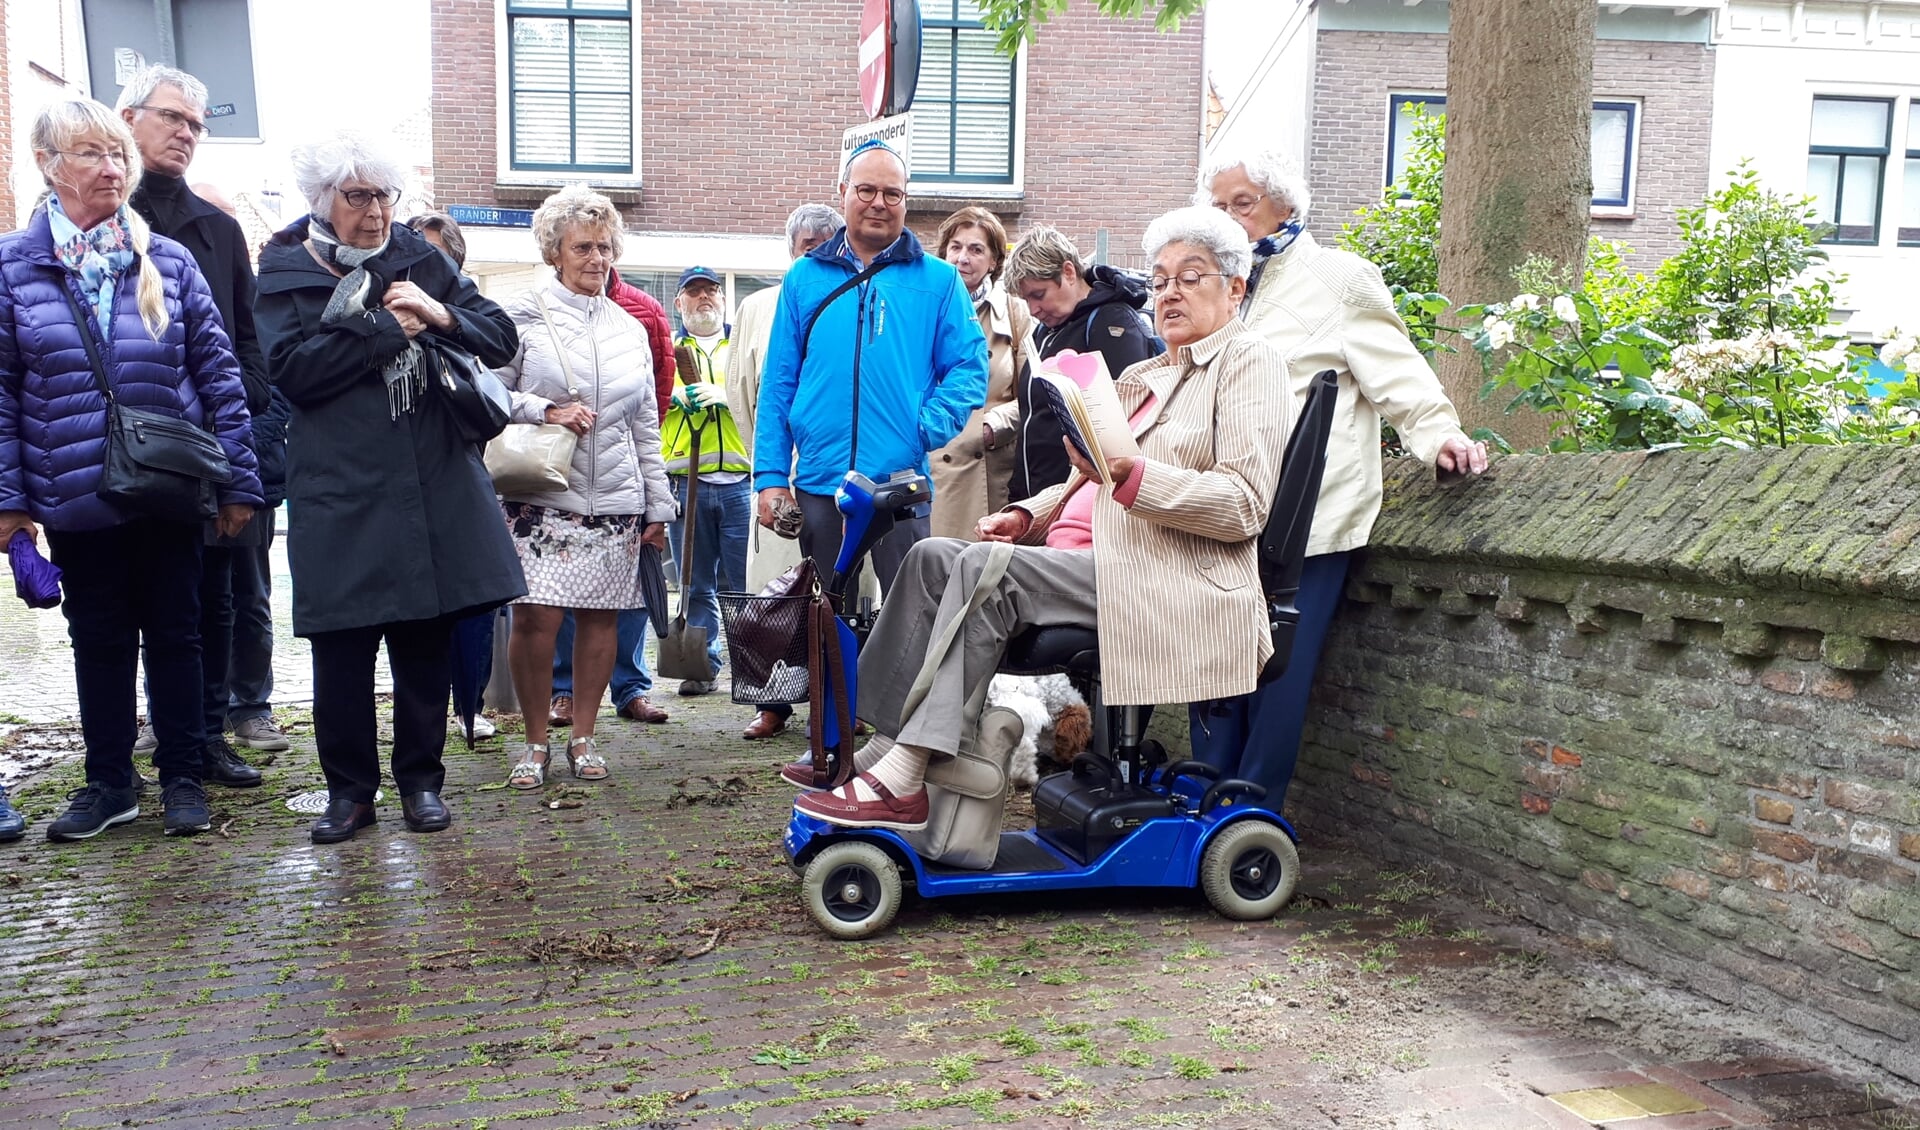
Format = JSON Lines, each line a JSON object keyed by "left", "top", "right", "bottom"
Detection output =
{"left": 1048, "top": 349, "right": 1101, "bottom": 390}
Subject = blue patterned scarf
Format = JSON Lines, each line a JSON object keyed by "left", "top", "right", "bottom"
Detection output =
{"left": 1243, "top": 219, "right": 1305, "bottom": 318}
{"left": 47, "top": 194, "right": 135, "bottom": 341}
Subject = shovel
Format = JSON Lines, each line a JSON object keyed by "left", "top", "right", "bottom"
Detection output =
{"left": 658, "top": 397, "right": 714, "bottom": 682}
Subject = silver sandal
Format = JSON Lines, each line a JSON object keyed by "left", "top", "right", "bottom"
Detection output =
{"left": 566, "top": 736, "right": 608, "bottom": 781}
{"left": 508, "top": 743, "right": 549, "bottom": 790}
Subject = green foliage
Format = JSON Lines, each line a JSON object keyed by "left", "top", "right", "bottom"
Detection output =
{"left": 1649, "top": 163, "right": 1837, "bottom": 346}
{"left": 1581, "top": 237, "right": 1657, "bottom": 328}
{"left": 1461, "top": 288, "right": 1694, "bottom": 452}
{"left": 977, "top": 0, "right": 1203, "bottom": 56}
{"left": 1340, "top": 104, "right": 1445, "bottom": 293}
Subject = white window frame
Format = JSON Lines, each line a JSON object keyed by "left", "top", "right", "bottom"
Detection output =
{"left": 1382, "top": 92, "right": 1642, "bottom": 217}
{"left": 906, "top": 11, "right": 1028, "bottom": 198}
{"left": 492, "top": 0, "right": 644, "bottom": 188}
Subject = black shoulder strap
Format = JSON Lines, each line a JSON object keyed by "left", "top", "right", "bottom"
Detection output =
{"left": 798, "top": 256, "right": 897, "bottom": 477}
{"left": 799, "top": 258, "right": 894, "bottom": 367}
{"left": 60, "top": 285, "right": 115, "bottom": 404}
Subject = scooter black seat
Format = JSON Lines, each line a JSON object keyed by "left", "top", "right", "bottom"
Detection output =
{"left": 1002, "top": 625, "right": 1099, "bottom": 675}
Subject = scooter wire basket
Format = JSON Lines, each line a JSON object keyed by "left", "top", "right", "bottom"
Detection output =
{"left": 717, "top": 592, "right": 815, "bottom": 706}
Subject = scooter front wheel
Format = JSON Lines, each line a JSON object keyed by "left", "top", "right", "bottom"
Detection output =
{"left": 803, "top": 840, "right": 903, "bottom": 939}
{"left": 1200, "top": 821, "right": 1299, "bottom": 921}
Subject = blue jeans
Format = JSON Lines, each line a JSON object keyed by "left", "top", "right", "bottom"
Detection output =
{"left": 552, "top": 609, "right": 653, "bottom": 708}
{"left": 668, "top": 475, "right": 751, "bottom": 679}
{"left": 1187, "top": 551, "right": 1353, "bottom": 811}
{"left": 226, "top": 507, "right": 276, "bottom": 725}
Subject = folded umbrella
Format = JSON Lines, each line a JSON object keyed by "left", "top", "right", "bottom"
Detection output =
{"left": 8, "top": 529, "right": 61, "bottom": 609}
{"left": 636, "top": 543, "right": 671, "bottom": 639}
{"left": 449, "top": 611, "right": 494, "bottom": 749}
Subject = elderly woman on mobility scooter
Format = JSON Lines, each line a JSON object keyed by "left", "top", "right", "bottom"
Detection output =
{"left": 791, "top": 205, "right": 1291, "bottom": 832}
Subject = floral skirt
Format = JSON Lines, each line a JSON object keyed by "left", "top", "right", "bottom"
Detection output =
{"left": 502, "top": 502, "right": 644, "bottom": 609}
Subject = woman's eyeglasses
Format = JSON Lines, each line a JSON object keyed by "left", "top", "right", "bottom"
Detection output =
{"left": 340, "top": 187, "right": 399, "bottom": 210}
{"left": 135, "top": 104, "right": 210, "bottom": 140}
{"left": 58, "top": 150, "right": 130, "bottom": 169}
{"left": 1147, "top": 269, "right": 1230, "bottom": 295}
{"left": 1212, "top": 193, "right": 1267, "bottom": 218}
{"left": 850, "top": 183, "right": 907, "bottom": 207}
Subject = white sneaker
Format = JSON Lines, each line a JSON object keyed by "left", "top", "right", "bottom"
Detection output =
{"left": 455, "top": 714, "right": 497, "bottom": 741}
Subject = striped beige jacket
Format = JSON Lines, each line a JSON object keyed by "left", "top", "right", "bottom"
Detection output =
{"left": 1012, "top": 319, "right": 1294, "bottom": 706}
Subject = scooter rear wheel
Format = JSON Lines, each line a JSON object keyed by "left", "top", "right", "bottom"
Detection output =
{"left": 803, "top": 840, "right": 903, "bottom": 939}
{"left": 1200, "top": 821, "right": 1299, "bottom": 921}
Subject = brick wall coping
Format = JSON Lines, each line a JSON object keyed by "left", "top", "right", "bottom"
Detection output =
{"left": 1369, "top": 448, "right": 1920, "bottom": 605}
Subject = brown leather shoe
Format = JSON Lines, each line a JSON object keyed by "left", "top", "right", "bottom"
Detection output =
{"left": 743, "top": 710, "right": 787, "bottom": 740}
{"left": 549, "top": 695, "right": 574, "bottom": 727}
{"left": 794, "top": 772, "right": 929, "bottom": 831}
{"left": 620, "top": 696, "right": 669, "bottom": 723}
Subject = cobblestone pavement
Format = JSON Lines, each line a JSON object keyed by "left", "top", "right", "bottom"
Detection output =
{"left": 0, "top": 527, "right": 368, "bottom": 728}
{"left": 0, "top": 690, "right": 1912, "bottom": 1129}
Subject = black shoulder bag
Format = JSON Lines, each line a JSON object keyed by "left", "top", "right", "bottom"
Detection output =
{"left": 63, "top": 286, "right": 231, "bottom": 523}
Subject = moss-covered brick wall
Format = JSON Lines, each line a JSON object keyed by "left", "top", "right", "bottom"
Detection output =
{"left": 1291, "top": 447, "right": 1920, "bottom": 1084}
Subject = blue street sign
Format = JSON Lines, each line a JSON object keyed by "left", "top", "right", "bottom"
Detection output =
{"left": 446, "top": 205, "right": 534, "bottom": 228}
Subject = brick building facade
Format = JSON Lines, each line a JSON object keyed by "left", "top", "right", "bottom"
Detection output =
{"left": 1209, "top": 1, "right": 1718, "bottom": 273}
{"left": 429, "top": 1, "right": 1204, "bottom": 296}
{"left": 1307, "top": 27, "right": 1714, "bottom": 268}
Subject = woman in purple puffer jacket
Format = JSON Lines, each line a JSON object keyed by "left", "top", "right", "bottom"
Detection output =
{"left": 0, "top": 98, "right": 261, "bottom": 844}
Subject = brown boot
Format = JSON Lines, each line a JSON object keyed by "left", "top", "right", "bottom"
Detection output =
{"left": 743, "top": 710, "right": 787, "bottom": 739}
{"left": 620, "top": 696, "right": 669, "bottom": 723}
{"left": 549, "top": 695, "right": 574, "bottom": 727}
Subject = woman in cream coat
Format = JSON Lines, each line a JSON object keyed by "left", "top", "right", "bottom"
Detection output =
{"left": 495, "top": 186, "right": 676, "bottom": 788}
{"left": 928, "top": 206, "right": 1030, "bottom": 539}
{"left": 1191, "top": 147, "right": 1489, "bottom": 809}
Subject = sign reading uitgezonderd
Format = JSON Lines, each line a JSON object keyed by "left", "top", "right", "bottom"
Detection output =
{"left": 839, "top": 113, "right": 913, "bottom": 177}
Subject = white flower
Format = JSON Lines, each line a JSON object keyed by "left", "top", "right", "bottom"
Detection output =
{"left": 1903, "top": 351, "right": 1920, "bottom": 374}
{"left": 1510, "top": 293, "right": 1542, "bottom": 313}
{"left": 1753, "top": 328, "right": 1802, "bottom": 354}
{"left": 1810, "top": 344, "right": 1849, "bottom": 371}
{"left": 1482, "top": 316, "right": 1516, "bottom": 350}
{"left": 1552, "top": 295, "right": 1580, "bottom": 326}
{"left": 1881, "top": 336, "right": 1919, "bottom": 367}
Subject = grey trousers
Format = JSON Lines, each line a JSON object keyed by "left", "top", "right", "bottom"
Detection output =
{"left": 858, "top": 538, "right": 1098, "bottom": 758}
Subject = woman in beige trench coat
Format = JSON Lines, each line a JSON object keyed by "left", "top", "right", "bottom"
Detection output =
{"left": 928, "top": 207, "right": 1030, "bottom": 540}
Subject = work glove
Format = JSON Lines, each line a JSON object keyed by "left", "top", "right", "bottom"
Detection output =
{"left": 681, "top": 382, "right": 727, "bottom": 411}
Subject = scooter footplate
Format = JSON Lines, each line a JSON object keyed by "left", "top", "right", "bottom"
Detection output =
{"left": 921, "top": 833, "right": 1069, "bottom": 877}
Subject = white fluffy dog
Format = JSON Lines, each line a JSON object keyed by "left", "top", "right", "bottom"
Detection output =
{"left": 985, "top": 673, "right": 1094, "bottom": 788}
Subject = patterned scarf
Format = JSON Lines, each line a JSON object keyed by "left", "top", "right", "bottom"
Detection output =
{"left": 48, "top": 194, "right": 135, "bottom": 341}
{"left": 309, "top": 216, "right": 422, "bottom": 419}
{"left": 1242, "top": 218, "right": 1305, "bottom": 319}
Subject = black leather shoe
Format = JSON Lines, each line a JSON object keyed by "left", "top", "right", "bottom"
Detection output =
{"left": 401, "top": 791, "right": 451, "bottom": 833}
{"left": 203, "top": 740, "right": 263, "bottom": 788}
{"left": 310, "top": 797, "right": 376, "bottom": 844}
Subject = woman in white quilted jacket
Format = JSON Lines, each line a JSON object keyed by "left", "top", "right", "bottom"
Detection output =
{"left": 493, "top": 185, "right": 676, "bottom": 789}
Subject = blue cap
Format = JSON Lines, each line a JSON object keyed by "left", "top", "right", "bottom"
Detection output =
{"left": 678, "top": 266, "right": 721, "bottom": 290}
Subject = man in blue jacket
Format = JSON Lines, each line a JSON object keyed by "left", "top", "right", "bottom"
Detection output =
{"left": 752, "top": 140, "right": 988, "bottom": 592}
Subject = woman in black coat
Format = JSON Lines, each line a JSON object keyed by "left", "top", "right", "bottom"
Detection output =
{"left": 255, "top": 132, "right": 525, "bottom": 844}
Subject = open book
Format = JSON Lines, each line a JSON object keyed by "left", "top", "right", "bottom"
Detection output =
{"left": 1030, "top": 350, "right": 1140, "bottom": 485}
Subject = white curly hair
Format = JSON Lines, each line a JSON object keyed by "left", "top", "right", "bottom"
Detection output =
{"left": 1194, "top": 147, "right": 1312, "bottom": 222}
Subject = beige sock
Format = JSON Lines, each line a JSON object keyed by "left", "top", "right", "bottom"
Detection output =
{"left": 852, "top": 733, "right": 896, "bottom": 773}
{"left": 853, "top": 744, "right": 929, "bottom": 800}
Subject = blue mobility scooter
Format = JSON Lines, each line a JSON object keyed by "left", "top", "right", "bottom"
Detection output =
{"left": 782, "top": 371, "right": 1341, "bottom": 940}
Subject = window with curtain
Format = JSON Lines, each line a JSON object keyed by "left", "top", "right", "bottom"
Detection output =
{"left": 1385, "top": 95, "right": 1638, "bottom": 210}
{"left": 507, "top": 0, "right": 634, "bottom": 174}
{"left": 911, "top": 0, "right": 1017, "bottom": 185}
{"left": 1807, "top": 95, "right": 1891, "bottom": 245}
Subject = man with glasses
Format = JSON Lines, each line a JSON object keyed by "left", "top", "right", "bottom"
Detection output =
{"left": 117, "top": 66, "right": 287, "bottom": 787}
{"left": 659, "top": 267, "right": 748, "bottom": 697}
{"left": 1002, "top": 225, "right": 1161, "bottom": 500}
{"left": 753, "top": 140, "right": 988, "bottom": 596}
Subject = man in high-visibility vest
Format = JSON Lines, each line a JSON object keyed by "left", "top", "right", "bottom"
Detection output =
{"left": 662, "top": 267, "right": 751, "bottom": 695}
